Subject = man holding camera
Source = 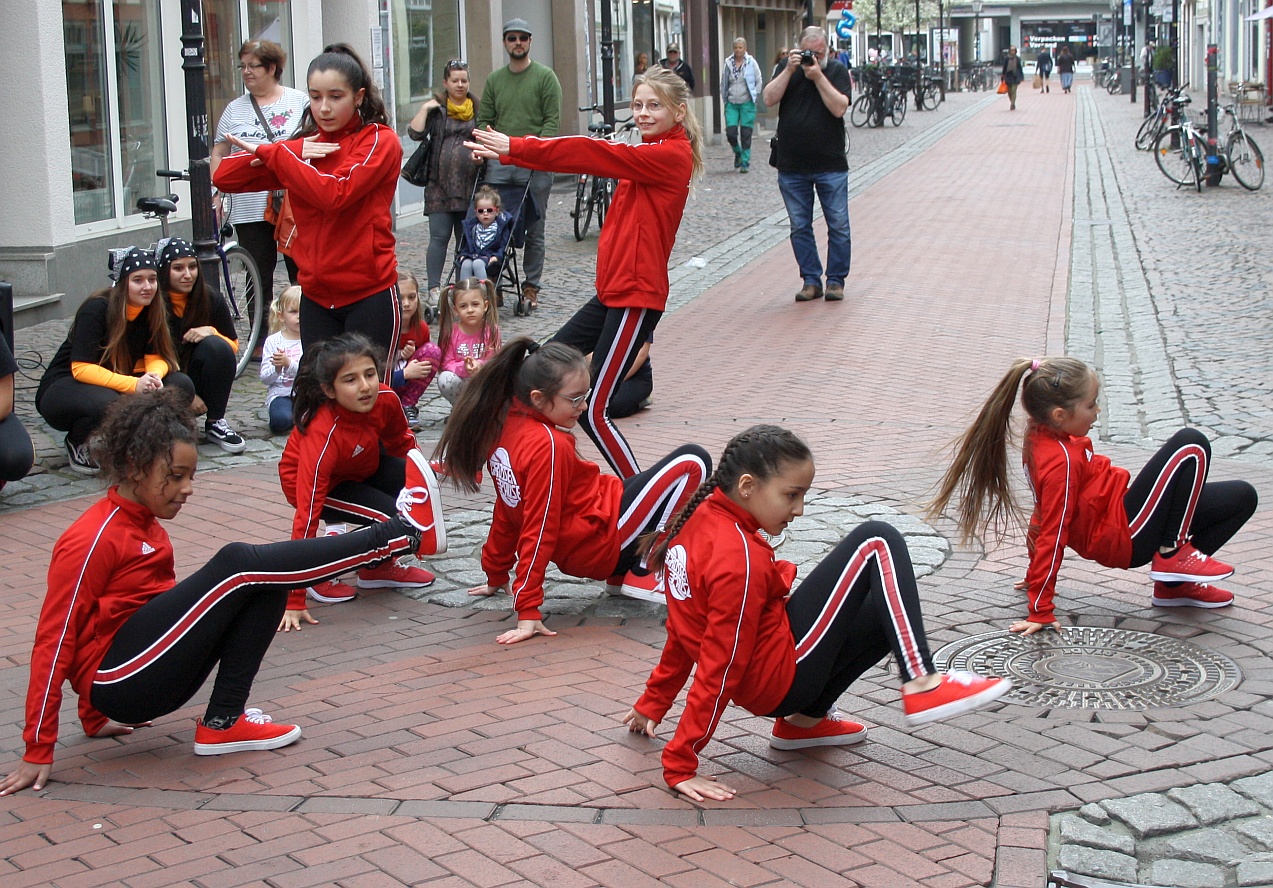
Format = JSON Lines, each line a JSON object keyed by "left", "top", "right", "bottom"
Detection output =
{"left": 762, "top": 27, "right": 853, "bottom": 302}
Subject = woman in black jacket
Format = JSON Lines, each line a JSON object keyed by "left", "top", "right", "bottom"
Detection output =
{"left": 1002, "top": 46, "right": 1025, "bottom": 110}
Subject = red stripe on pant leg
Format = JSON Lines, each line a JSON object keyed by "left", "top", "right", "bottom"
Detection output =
{"left": 616, "top": 455, "right": 707, "bottom": 546}
{"left": 586, "top": 309, "right": 644, "bottom": 478}
{"left": 873, "top": 540, "right": 927, "bottom": 679}
{"left": 323, "top": 497, "right": 393, "bottom": 525}
{"left": 1127, "top": 444, "right": 1208, "bottom": 543}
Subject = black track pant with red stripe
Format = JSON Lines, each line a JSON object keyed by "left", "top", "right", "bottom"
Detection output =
{"left": 612, "top": 444, "right": 712, "bottom": 575}
{"left": 1124, "top": 428, "right": 1257, "bottom": 567}
{"left": 550, "top": 296, "right": 662, "bottom": 479}
{"left": 320, "top": 455, "right": 406, "bottom": 528}
{"left": 90, "top": 518, "right": 416, "bottom": 725}
{"left": 767, "top": 521, "right": 935, "bottom": 720}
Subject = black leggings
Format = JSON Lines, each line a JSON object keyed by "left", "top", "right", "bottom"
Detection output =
{"left": 0, "top": 412, "right": 35, "bottom": 483}
{"left": 1124, "top": 428, "right": 1257, "bottom": 567}
{"left": 320, "top": 455, "right": 406, "bottom": 528}
{"left": 612, "top": 444, "right": 711, "bottom": 575}
{"left": 767, "top": 521, "right": 935, "bottom": 719}
{"left": 300, "top": 287, "right": 400, "bottom": 385}
{"left": 235, "top": 220, "right": 299, "bottom": 329}
{"left": 37, "top": 372, "right": 196, "bottom": 447}
{"left": 550, "top": 296, "right": 662, "bottom": 478}
{"left": 90, "top": 517, "right": 416, "bottom": 725}
{"left": 184, "top": 336, "right": 236, "bottom": 423}
{"left": 609, "top": 361, "right": 653, "bottom": 419}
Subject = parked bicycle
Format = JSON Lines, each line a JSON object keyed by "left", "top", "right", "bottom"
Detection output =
{"left": 918, "top": 67, "right": 945, "bottom": 110}
{"left": 1135, "top": 85, "right": 1185, "bottom": 151}
{"left": 570, "top": 106, "right": 637, "bottom": 241}
{"left": 1151, "top": 95, "right": 1206, "bottom": 192}
{"left": 136, "top": 170, "right": 264, "bottom": 375}
{"left": 851, "top": 67, "right": 906, "bottom": 128}
{"left": 1217, "top": 102, "right": 1265, "bottom": 190}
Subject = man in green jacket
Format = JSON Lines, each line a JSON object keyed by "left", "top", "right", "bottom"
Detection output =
{"left": 476, "top": 18, "right": 563, "bottom": 310}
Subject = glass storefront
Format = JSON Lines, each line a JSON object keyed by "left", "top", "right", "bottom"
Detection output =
{"left": 390, "top": 0, "right": 462, "bottom": 206}
{"left": 204, "top": 0, "right": 296, "bottom": 137}
{"left": 1021, "top": 20, "right": 1098, "bottom": 60}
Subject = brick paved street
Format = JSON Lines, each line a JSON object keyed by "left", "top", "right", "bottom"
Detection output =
{"left": 3, "top": 85, "right": 1273, "bottom": 887}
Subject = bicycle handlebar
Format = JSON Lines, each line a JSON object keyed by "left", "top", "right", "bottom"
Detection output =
{"left": 157, "top": 169, "right": 190, "bottom": 181}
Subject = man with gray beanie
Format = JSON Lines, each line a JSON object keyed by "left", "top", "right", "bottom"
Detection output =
{"left": 475, "top": 18, "right": 562, "bottom": 310}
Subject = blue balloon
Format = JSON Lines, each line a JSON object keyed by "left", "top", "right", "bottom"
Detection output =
{"left": 836, "top": 18, "right": 854, "bottom": 39}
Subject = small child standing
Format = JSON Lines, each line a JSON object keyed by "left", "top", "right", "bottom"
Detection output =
{"left": 436, "top": 278, "right": 501, "bottom": 406}
{"left": 259, "top": 285, "right": 304, "bottom": 434}
{"left": 458, "top": 186, "right": 513, "bottom": 282}
{"left": 391, "top": 272, "right": 441, "bottom": 428}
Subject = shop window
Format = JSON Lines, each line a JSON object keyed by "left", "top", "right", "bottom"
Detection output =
{"left": 204, "top": 0, "right": 295, "bottom": 141}
{"left": 63, "top": 0, "right": 167, "bottom": 225}
{"left": 389, "top": 0, "right": 461, "bottom": 203}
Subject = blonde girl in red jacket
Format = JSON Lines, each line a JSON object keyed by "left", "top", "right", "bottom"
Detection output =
{"left": 467, "top": 68, "right": 704, "bottom": 480}
{"left": 435, "top": 337, "right": 710, "bottom": 646}
{"left": 214, "top": 43, "right": 402, "bottom": 376}
{"left": 0, "top": 389, "right": 444, "bottom": 796}
{"left": 277, "top": 334, "right": 439, "bottom": 631}
{"left": 624, "top": 425, "right": 1011, "bottom": 802}
{"left": 932, "top": 356, "right": 1257, "bottom": 634}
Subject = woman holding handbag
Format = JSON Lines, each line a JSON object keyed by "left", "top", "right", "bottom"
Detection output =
{"left": 407, "top": 60, "right": 482, "bottom": 314}
{"left": 211, "top": 40, "right": 308, "bottom": 317}
{"left": 1001, "top": 45, "right": 1025, "bottom": 110}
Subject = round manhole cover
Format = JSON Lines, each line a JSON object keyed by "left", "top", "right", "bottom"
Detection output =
{"left": 933, "top": 627, "right": 1242, "bottom": 710}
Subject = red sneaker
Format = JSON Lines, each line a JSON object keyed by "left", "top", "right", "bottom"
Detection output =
{"left": 605, "top": 569, "right": 665, "bottom": 603}
{"left": 398, "top": 450, "right": 447, "bottom": 554}
{"left": 1149, "top": 542, "right": 1234, "bottom": 583}
{"left": 770, "top": 713, "right": 868, "bottom": 750}
{"left": 193, "top": 708, "right": 301, "bottom": 756}
{"left": 356, "top": 560, "right": 435, "bottom": 589}
{"left": 305, "top": 578, "right": 357, "bottom": 603}
{"left": 1152, "top": 580, "right": 1234, "bottom": 608}
{"left": 902, "top": 671, "right": 1012, "bottom": 726}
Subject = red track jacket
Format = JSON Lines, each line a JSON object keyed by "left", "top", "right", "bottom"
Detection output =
{"left": 23, "top": 489, "right": 174, "bottom": 764}
{"left": 482, "top": 402, "right": 624, "bottom": 620}
{"left": 213, "top": 120, "right": 401, "bottom": 308}
{"left": 506, "top": 126, "right": 692, "bottom": 311}
{"left": 279, "top": 386, "right": 416, "bottom": 608}
{"left": 634, "top": 490, "right": 798, "bottom": 788}
{"left": 1024, "top": 424, "right": 1133, "bottom": 623}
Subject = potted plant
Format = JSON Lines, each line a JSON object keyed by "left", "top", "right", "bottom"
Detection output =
{"left": 1152, "top": 45, "right": 1175, "bottom": 88}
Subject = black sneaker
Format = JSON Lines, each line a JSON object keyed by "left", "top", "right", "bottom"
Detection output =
{"left": 66, "top": 437, "right": 99, "bottom": 475}
{"left": 404, "top": 405, "right": 420, "bottom": 429}
{"left": 205, "top": 419, "right": 247, "bottom": 454}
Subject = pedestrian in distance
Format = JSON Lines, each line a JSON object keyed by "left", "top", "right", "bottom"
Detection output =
{"left": 634, "top": 52, "right": 650, "bottom": 78}
{"left": 1057, "top": 45, "right": 1076, "bottom": 93}
{"left": 1002, "top": 45, "right": 1025, "bottom": 109}
{"left": 720, "top": 37, "right": 764, "bottom": 173}
{"left": 434, "top": 338, "right": 711, "bottom": 646}
{"left": 0, "top": 333, "right": 34, "bottom": 493}
{"left": 259, "top": 284, "right": 304, "bottom": 434}
{"left": 0, "top": 388, "right": 446, "bottom": 795}
{"left": 930, "top": 357, "right": 1257, "bottom": 634}
{"left": 407, "top": 58, "right": 482, "bottom": 314}
{"left": 215, "top": 44, "right": 403, "bottom": 377}
{"left": 1036, "top": 46, "right": 1053, "bottom": 92}
{"left": 467, "top": 67, "right": 704, "bottom": 480}
{"left": 390, "top": 271, "right": 441, "bottom": 428}
{"left": 210, "top": 40, "right": 308, "bottom": 305}
{"left": 434, "top": 278, "right": 501, "bottom": 407}
{"left": 156, "top": 238, "right": 247, "bottom": 454}
{"left": 762, "top": 26, "right": 854, "bottom": 303}
{"left": 277, "top": 334, "right": 437, "bottom": 629}
{"left": 35, "top": 247, "right": 195, "bottom": 476}
{"left": 623, "top": 425, "right": 1012, "bottom": 802}
{"left": 660, "top": 44, "right": 697, "bottom": 91}
{"left": 475, "top": 19, "right": 563, "bottom": 312}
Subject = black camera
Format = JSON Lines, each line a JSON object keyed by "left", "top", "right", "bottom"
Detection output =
{"left": 800, "top": 50, "right": 817, "bottom": 66}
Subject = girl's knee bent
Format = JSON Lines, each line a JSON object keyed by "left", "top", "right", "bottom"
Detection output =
{"left": 1166, "top": 427, "right": 1210, "bottom": 455}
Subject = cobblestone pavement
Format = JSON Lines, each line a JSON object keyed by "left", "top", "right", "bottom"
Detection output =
{"left": 4, "top": 86, "right": 1273, "bottom": 887}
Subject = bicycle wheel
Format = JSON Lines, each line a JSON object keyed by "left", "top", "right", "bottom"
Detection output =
{"left": 596, "top": 177, "right": 614, "bottom": 229}
{"left": 890, "top": 92, "right": 907, "bottom": 126}
{"left": 222, "top": 245, "right": 263, "bottom": 376}
{"left": 850, "top": 94, "right": 870, "bottom": 128}
{"left": 1227, "top": 131, "right": 1265, "bottom": 190}
{"left": 921, "top": 83, "right": 941, "bottom": 110}
{"left": 1189, "top": 133, "right": 1206, "bottom": 192}
{"left": 1135, "top": 113, "right": 1163, "bottom": 151}
{"left": 572, "top": 175, "right": 590, "bottom": 241}
{"left": 1153, "top": 127, "right": 1195, "bottom": 187}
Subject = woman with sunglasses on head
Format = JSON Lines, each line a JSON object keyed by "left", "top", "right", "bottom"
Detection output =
{"left": 408, "top": 59, "right": 481, "bottom": 314}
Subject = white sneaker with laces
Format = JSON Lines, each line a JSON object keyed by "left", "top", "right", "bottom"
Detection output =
{"left": 205, "top": 418, "right": 247, "bottom": 454}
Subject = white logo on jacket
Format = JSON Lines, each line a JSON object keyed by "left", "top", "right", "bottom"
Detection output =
{"left": 665, "top": 545, "right": 690, "bottom": 601}
{"left": 352, "top": 444, "right": 365, "bottom": 458}
{"left": 489, "top": 447, "right": 521, "bottom": 508}
{"left": 140, "top": 542, "right": 156, "bottom": 555}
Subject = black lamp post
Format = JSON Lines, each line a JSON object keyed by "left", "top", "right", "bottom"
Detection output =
{"left": 972, "top": 0, "right": 983, "bottom": 62}
{"left": 178, "top": 0, "right": 221, "bottom": 295}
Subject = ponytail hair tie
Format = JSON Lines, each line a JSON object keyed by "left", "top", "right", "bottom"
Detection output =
{"left": 526, "top": 341, "right": 541, "bottom": 354}
{"left": 1031, "top": 358, "right": 1041, "bottom": 372}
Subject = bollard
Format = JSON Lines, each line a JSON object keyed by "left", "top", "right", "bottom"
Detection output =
{"left": 1205, "top": 44, "right": 1223, "bottom": 186}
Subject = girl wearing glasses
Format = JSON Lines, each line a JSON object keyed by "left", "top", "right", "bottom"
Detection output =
{"left": 408, "top": 59, "right": 482, "bottom": 312}
{"left": 467, "top": 68, "right": 705, "bottom": 482}
{"left": 931, "top": 357, "right": 1256, "bottom": 634}
{"left": 458, "top": 186, "right": 512, "bottom": 281}
{"left": 435, "top": 337, "right": 710, "bottom": 646}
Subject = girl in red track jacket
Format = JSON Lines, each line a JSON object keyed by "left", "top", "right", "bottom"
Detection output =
{"left": 435, "top": 337, "right": 710, "bottom": 646}
{"left": 214, "top": 44, "right": 401, "bottom": 376}
{"left": 625, "top": 425, "right": 1010, "bottom": 802}
{"left": 468, "top": 68, "right": 705, "bottom": 480}
{"left": 277, "top": 334, "right": 434, "bottom": 630}
{"left": 0, "top": 389, "right": 440, "bottom": 796}
{"left": 932, "top": 356, "right": 1256, "bottom": 634}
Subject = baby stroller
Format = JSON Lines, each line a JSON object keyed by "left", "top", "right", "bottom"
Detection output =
{"left": 445, "top": 169, "right": 540, "bottom": 317}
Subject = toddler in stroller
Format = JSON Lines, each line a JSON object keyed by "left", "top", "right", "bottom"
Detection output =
{"left": 459, "top": 186, "right": 514, "bottom": 282}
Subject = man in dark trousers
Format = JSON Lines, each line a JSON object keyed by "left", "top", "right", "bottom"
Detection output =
{"left": 762, "top": 26, "right": 853, "bottom": 303}
{"left": 659, "top": 44, "right": 696, "bottom": 91}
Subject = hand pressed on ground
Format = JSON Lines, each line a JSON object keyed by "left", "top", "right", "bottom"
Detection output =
{"left": 278, "top": 608, "right": 318, "bottom": 632}
{"left": 621, "top": 708, "right": 658, "bottom": 737}
{"left": 466, "top": 583, "right": 508, "bottom": 597}
{"left": 674, "top": 774, "right": 736, "bottom": 802}
{"left": 495, "top": 619, "right": 556, "bottom": 645}
{"left": 1010, "top": 619, "right": 1060, "bottom": 636}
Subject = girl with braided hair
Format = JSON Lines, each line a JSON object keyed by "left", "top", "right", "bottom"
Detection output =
{"left": 624, "top": 425, "right": 1011, "bottom": 803}
{"left": 435, "top": 336, "right": 709, "bottom": 645}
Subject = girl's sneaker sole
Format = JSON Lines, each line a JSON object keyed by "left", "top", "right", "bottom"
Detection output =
{"left": 193, "top": 725, "right": 302, "bottom": 755}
